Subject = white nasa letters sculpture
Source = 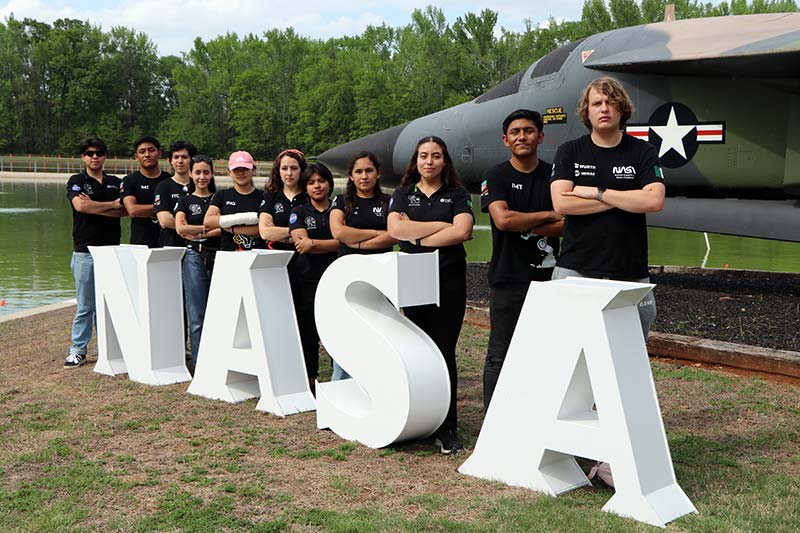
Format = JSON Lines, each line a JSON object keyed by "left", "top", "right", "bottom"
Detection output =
{"left": 186, "top": 250, "right": 315, "bottom": 416}
{"left": 459, "top": 278, "right": 696, "bottom": 528}
{"left": 91, "top": 245, "right": 190, "bottom": 385}
{"left": 315, "top": 252, "right": 450, "bottom": 448}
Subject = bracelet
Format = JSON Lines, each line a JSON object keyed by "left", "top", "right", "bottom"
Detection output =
{"left": 357, "top": 241, "right": 361, "bottom": 249}
{"left": 310, "top": 239, "right": 315, "bottom": 248}
{"left": 415, "top": 238, "right": 422, "bottom": 247}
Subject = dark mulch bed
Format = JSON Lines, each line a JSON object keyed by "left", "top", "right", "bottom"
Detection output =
{"left": 466, "top": 263, "right": 800, "bottom": 353}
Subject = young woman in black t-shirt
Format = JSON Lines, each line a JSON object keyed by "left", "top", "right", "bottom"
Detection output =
{"left": 175, "top": 155, "right": 221, "bottom": 369}
{"left": 204, "top": 151, "right": 265, "bottom": 251}
{"left": 330, "top": 151, "right": 396, "bottom": 256}
{"left": 259, "top": 149, "right": 308, "bottom": 249}
{"left": 288, "top": 163, "right": 339, "bottom": 393}
{"left": 387, "top": 136, "right": 474, "bottom": 454}
{"left": 328, "top": 151, "right": 397, "bottom": 380}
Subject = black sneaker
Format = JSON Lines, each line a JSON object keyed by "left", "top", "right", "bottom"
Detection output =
{"left": 434, "top": 428, "right": 463, "bottom": 454}
{"left": 64, "top": 353, "right": 86, "bottom": 369}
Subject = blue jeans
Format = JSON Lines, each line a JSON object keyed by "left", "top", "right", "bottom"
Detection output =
{"left": 331, "top": 360, "right": 350, "bottom": 381}
{"left": 69, "top": 252, "right": 96, "bottom": 355}
{"left": 551, "top": 266, "right": 656, "bottom": 341}
{"left": 183, "top": 249, "right": 212, "bottom": 366}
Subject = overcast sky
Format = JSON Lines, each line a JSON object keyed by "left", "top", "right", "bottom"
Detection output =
{"left": 0, "top": 0, "right": 597, "bottom": 56}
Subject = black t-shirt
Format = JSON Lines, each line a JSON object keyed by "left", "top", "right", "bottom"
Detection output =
{"left": 258, "top": 189, "right": 307, "bottom": 250}
{"left": 154, "top": 177, "right": 190, "bottom": 247}
{"left": 387, "top": 183, "right": 474, "bottom": 268}
{"left": 120, "top": 170, "right": 171, "bottom": 247}
{"left": 66, "top": 171, "right": 122, "bottom": 253}
{"left": 209, "top": 187, "right": 266, "bottom": 252}
{"left": 288, "top": 203, "right": 338, "bottom": 283}
{"left": 175, "top": 193, "right": 221, "bottom": 252}
{"left": 551, "top": 133, "right": 663, "bottom": 279}
{"left": 480, "top": 160, "right": 559, "bottom": 285}
{"left": 330, "top": 193, "right": 392, "bottom": 256}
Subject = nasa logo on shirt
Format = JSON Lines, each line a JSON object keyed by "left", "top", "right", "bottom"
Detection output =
{"left": 289, "top": 212, "right": 298, "bottom": 225}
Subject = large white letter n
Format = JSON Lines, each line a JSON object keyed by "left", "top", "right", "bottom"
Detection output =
{"left": 459, "top": 278, "right": 696, "bottom": 528}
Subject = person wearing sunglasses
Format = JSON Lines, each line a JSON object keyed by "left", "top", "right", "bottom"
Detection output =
{"left": 64, "top": 136, "right": 127, "bottom": 368}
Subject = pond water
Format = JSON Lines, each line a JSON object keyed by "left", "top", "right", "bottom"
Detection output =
{"left": 1, "top": 180, "right": 799, "bottom": 316}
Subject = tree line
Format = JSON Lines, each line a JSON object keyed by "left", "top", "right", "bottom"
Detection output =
{"left": 0, "top": 0, "right": 795, "bottom": 159}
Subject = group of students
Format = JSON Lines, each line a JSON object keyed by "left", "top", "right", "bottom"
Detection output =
{"left": 66, "top": 133, "right": 474, "bottom": 455}
{"left": 66, "top": 76, "right": 665, "bottom": 457}
{"left": 195, "top": 139, "right": 473, "bottom": 455}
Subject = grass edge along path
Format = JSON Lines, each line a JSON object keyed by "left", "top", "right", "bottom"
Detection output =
{"left": 1, "top": 308, "right": 799, "bottom": 532}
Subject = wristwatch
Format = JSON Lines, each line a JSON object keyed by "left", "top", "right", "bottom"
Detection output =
{"left": 596, "top": 186, "right": 606, "bottom": 201}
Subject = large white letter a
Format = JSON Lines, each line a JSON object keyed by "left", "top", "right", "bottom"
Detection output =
{"left": 459, "top": 278, "right": 696, "bottom": 528}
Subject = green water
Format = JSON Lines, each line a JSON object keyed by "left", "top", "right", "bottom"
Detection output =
{"left": 1, "top": 181, "right": 799, "bottom": 315}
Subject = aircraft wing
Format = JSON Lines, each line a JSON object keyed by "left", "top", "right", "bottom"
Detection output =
{"left": 583, "top": 12, "right": 800, "bottom": 77}
{"left": 650, "top": 198, "right": 800, "bottom": 241}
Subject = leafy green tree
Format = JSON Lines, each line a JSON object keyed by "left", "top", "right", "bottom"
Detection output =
{"left": 582, "top": 0, "right": 615, "bottom": 32}
{"left": 610, "top": 0, "right": 643, "bottom": 26}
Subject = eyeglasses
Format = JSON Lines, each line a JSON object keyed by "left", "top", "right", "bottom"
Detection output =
{"left": 83, "top": 150, "right": 106, "bottom": 158}
{"left": 192, "top": 155, "right": 213, "bottom": 164}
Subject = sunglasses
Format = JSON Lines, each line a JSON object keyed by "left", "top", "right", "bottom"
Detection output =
{"left": 83, "top": 150, "right": 106, "bottom": 158}
{"left": 192, "top": 155, "right": 213, "bottom": 164}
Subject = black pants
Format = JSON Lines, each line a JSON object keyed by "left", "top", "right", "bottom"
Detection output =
{"left": 483, "top": 283, "right": 529, "bottom": 411}
{"left": 291, "top": 277, "right": 320, "bottom": 379}
{"left": 403, "top": 261, "right": 466, "bottom": 433}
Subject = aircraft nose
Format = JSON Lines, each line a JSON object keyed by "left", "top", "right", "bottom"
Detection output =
{"left": 319, "top": 122, "right": 409, "bottom": 184}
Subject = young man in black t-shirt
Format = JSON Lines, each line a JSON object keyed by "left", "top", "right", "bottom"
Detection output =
{"left": 154, "top": 140, "right": 197, "bottom": 247}
{"left": 64, "top": 136, "right": 127, "bottom": 368}
{"left": 550, "top": 77, "right": 665, "bottom": 339}
{"left": 480, "top": 109, "right": 563, "bottom": 410}
{"left": 120, "top": 135, "right": 171, "bottom": 247}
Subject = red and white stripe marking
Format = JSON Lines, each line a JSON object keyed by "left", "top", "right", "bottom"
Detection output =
{"left": 626, "top": 125, "right": 650, "bottom": 139}
{"left": 696, "top": 124, "right": 724, "bottom": 142}
{"left": 626, "top": 123, "right": 724, "bottom": 142}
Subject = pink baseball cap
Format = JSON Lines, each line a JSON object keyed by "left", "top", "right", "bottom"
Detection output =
{"left": 228, "top": 150, "right": 255, "bottom": 170}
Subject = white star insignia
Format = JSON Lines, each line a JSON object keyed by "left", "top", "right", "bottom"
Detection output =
{"left": 650, "top": 106, "right": 695, "bottom": 159}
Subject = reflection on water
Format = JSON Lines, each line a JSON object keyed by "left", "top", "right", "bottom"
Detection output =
{"left": 0, "top": 183, "right": 798, "bottom": 315}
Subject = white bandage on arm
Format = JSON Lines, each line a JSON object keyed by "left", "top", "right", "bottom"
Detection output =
{"left": 219, "top": 212, "right": 259, "bottom": 229}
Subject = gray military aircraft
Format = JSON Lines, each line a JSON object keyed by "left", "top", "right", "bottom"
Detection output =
{"left": 319, "top": 12, "right": 800, "bottom": 242}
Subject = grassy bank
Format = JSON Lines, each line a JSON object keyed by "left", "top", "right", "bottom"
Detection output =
{"left": 1, "top": 308, "right": 798, "bottom": 531}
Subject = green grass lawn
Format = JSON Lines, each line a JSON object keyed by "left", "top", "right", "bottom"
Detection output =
{"left": 1, "top": 310, "right": 799, "bottom": 532}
